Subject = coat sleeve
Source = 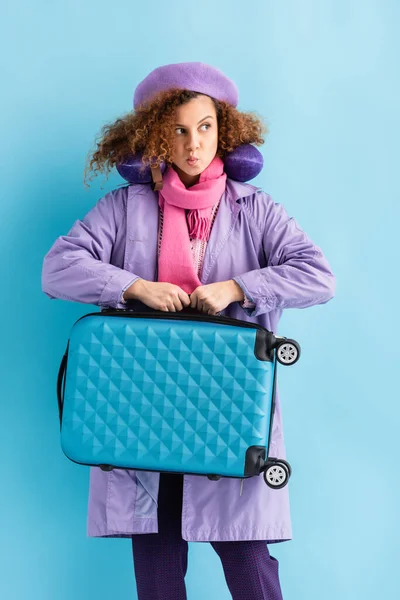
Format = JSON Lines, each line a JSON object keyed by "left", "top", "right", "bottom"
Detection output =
{"left": 232, "top": 191, "right": 336, "bottom": 318}
{"left": 41, "top": 188, "right": 140, "bottom": 308}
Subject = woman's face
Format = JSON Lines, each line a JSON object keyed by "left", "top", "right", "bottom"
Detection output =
{"left": 170, "top": 94, "right": 218, "bottom": 187}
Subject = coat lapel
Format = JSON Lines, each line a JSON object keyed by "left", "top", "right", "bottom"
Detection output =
{"left": 200, "top": 178, "right": 260, "bottom": 284}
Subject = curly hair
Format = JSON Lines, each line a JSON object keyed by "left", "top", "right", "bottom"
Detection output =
{"left": 83, "top": 88, "right": 269, "bottom": 187}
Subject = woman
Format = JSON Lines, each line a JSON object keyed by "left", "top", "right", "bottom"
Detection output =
{"left": 42, "top": 62, "right": 336, "bottom": 600}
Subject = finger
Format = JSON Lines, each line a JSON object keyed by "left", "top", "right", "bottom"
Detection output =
{"left": 191, "top": 287, "right": 203, "bottom": 308}
{"left": 174, "top": 298, "right": 183, "bottom": 311}
{"left": 167, "top": 301, "right": 176, "bottom": 312}
{"left": 190, "top": 293, "right": 197, "bottom": 309}
{"left": 180, "top": 291, "right": 191, "bottom": 308}
{"left": 199, "top": 297, "right": 210, "bottom": 313}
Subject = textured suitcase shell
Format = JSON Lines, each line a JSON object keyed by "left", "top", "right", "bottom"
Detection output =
{"left": 58, "top": 309, "right": 281, "bottom": 479}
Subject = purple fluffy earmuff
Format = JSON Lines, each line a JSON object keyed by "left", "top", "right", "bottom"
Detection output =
{"left": 116, "top": 143, "right": 263, "bottom": 186}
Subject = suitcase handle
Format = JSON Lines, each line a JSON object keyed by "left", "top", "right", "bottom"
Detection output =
{"left": 101, "top": 303, "right": 207, "bottom": 317}
{"left": 57, "top": 346, "right": 68, "bottom": 427}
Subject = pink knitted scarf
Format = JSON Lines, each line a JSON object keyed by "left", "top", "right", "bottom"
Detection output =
{"left": 157, "top": 155, "right": 227, "bottom": 294}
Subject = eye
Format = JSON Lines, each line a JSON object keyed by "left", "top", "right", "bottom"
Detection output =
{"left": 175, "top": 123, "right": 211, "bottom": 135}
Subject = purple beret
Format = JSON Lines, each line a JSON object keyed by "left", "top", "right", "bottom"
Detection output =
{"left": 133, "top": 62, "right": 239, "bottom": 110}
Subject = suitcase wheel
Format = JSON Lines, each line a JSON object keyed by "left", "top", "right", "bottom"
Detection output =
{"left": 207, "top": 474, "right": 221, "bottom": 481}
{"left": 272, "top": 457, "right": 292, "bottom": 478}
{"left": 263, "top": 461, "right": 290, "bottom": 489}
{"left": 276, "top": 340, "right": 300, "bottom": 366}
{"left": 99, "top": 464, "right": 114, "bottom": 472}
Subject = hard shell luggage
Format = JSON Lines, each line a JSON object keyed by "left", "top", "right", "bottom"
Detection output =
{"left": 57, "top": 307, "right": 300, "bottom": 489}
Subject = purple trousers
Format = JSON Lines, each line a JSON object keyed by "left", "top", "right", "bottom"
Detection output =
{"left": 131, "top": 473, "right": 284, "bottom": 600}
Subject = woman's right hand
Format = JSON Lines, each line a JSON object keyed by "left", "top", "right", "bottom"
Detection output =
{"left": 123, "top": 279, "right": 191, "bottom": 312}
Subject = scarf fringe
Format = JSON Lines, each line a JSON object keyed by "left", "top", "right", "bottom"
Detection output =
{"left": 187, "top": 212, "right": 212, "bottom": 241}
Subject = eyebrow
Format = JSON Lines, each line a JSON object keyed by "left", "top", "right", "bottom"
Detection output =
{"left": 175, "top": 115, "right": 214, "bottom": 126}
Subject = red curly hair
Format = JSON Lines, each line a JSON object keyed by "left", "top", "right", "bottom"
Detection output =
{"left": 83, "top": 88, "right": 268, "bottom": 186}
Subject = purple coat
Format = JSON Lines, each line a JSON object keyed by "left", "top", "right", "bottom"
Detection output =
{"left": 41, "top": 178, "right": 335, "bottom": 543}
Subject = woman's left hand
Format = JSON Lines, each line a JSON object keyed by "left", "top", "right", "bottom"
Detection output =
{"left": 189, "top": 280, "right": 244, "bottom": 315}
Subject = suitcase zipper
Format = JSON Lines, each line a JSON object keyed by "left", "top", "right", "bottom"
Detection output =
{"left": 77, "top": 307, "right": 278, "bottom": 338}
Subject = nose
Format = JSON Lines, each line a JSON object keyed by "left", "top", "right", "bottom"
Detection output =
{"left": 186, "top": 132, "right": 200, "bottom": 152}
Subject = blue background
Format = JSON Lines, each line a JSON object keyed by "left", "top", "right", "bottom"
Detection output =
{"left": 1, "top": 1, "right": 398, "bottom": 598}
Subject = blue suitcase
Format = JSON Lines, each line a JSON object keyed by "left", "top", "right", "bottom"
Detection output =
{"left": 57, "top": 306, "right": 300, "bottom": 489}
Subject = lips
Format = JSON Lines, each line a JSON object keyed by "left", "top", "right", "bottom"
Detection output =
{"left": 187, "top": 157, "right": 199, "bottom": 165}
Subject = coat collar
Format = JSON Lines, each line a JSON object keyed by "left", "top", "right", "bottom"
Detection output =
{"left": 224, "top": 177, "right": 262, "bottom": 205}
